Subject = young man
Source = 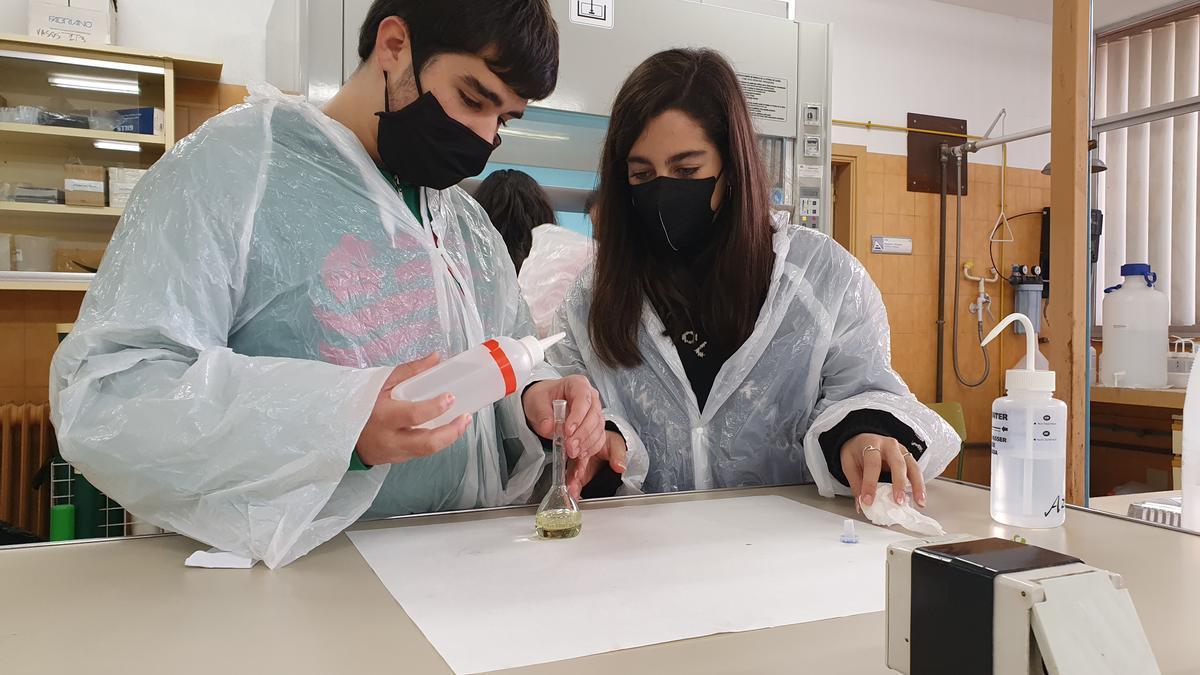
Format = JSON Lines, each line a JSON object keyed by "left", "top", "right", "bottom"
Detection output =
{"left": 50, "top": 0, "right": 611, "bottom": 569}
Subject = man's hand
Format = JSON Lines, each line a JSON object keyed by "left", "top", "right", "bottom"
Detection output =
{"left": 523, "top": 375, "right": 606, "bottom": 460}
{"left": 566, "top": 431, "right": 628, "bottom": 500}
{"left": 840, "top": 433, "right": 927, "bottom": 509}
{"left": 356, "top": 354, "right": 471, "bottom": 466}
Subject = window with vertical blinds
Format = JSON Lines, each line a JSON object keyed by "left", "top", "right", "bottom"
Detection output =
{"left": 1094, "top": 13, "right": 1200, "bottom": 328}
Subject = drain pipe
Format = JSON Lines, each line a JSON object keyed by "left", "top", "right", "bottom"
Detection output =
{"left": 935, "top": 144, "right": 949, "bottom": 403}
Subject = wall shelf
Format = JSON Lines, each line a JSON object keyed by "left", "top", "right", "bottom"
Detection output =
{"left": 0, "top": 122, "right": 166, "bottom": 151}
{"left": 1091, "top": 386, "right": 1186, "bottom": 410}
{"left": 0, "top": 33, "right": 223, "bottom": 82}
{"left": 0, "top": 271, "right": 93, "bottom": 291}
{"left": 0, "top": 202, "right": 123, "bottom": 218}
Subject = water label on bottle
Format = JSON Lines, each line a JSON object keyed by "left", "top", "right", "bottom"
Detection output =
{"left": 991, "top": 408, "right": 1063, "bottom": 452}
{"left": 991, "top": 410, "right": 1011, "bottom": 453}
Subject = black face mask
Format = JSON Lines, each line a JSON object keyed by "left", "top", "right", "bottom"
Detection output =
{"left": 376, "top": 70, "right": 500, "bottom": 190}
{"left": 630, "top": 176, "right": 721, "bottom": 254}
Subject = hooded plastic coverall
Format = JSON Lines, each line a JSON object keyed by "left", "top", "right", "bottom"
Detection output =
{"left": 49, "top": 86, "right": 550, "bottom": 568}
{"left": 549, "top": 225, "right": 960, "bottom": 496}
{"left": 518, "top": 224, "right": 595, "bottom": 337}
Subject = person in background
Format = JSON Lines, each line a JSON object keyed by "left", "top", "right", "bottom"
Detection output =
{"left": 473, "top": 168, "right": 554, "bottom": 274}
{"left": 583, "top": 190, "right": 599, "bottom": 230}
{"left": 49, "top": 0, "right": 609, "bottom": 569}
{"left": 550, "top": 48, "right": 960, "bottom": 505}
{"left": 475, "top": 169, "right": 597, "bottom": 338}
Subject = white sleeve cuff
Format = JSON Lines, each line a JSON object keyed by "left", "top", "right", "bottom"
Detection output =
{"left": 605, "top": 412, "right": 648, "bottom": 495}
{"left": 802, "top": 392, "right": 961, "bottom": 500}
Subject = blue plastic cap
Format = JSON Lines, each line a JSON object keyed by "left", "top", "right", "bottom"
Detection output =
{"left": 1121, "top": 263, "right": 1152, "bottom": 276}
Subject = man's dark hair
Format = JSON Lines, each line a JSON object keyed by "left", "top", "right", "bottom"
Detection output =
{"left": 358, "top": 0, "right": 559, "bottom": 101}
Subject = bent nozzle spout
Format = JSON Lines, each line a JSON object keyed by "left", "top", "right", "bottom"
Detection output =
{"left": 981, "top": 313, "right": 1037, "bottom": 372}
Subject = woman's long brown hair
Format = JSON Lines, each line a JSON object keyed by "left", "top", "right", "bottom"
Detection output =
{"left": 589, "top": 48, "right": 776, "bottom": 368}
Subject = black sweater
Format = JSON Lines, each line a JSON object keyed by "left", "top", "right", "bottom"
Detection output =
{"left": 583, "top": 327, "right": 926, "bottom": 497}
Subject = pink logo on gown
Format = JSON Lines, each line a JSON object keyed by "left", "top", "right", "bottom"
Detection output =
{"left": 315, "top": 234, "right": 439, "bottom": 366}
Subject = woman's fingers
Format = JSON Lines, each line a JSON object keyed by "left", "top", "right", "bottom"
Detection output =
{"left": 859, "top": 442, "right": 883, "bottom": 506}
{"left": 581, "top": 423, "right": 606, "bottom": 461}
{"left": 562, "top": 377, "right": 596, "bottom": 452}
{"left": 907, "top": 451, "right": 927, "bottom": 507}
{"left": 566, "top": 455, "right": 597, "bottom": 500}
{"left": 885, "top": 439, "right": 909, "bottom": 505}
{"left": 571, "top": 404, "right": 605, "bottom": 459}
{"left": 840, "top": 448, "right": 864, "bottom": 510}
{"left": 607, "top": 432, "right": 628, "bottom": 473}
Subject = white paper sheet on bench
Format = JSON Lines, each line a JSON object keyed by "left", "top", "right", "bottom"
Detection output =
{"left": 348, "top": 495, "right": 908, "bottom": 674}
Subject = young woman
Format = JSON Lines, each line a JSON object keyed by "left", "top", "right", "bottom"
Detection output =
{"left": 550, "top": 49, "right": 959, "bottom": 508}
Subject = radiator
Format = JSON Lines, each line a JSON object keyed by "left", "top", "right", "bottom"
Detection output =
{"left": 0, "top": 403, "right": 56, "bottom": 539}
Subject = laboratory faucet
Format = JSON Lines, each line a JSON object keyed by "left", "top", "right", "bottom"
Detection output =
{"left": 963, "top": 263, "right": 999, "bottom": 325}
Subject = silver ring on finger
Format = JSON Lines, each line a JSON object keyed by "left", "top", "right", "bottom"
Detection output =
{"left": 862, "top": 444, "right": 881, "bottom": 457}
{"left": 900, "top": 449, "right": 913, "bottom": 459}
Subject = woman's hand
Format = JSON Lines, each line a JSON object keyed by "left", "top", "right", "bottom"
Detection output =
{"left": 522, "top": 376, "right": 607, "bottom": 460}
{"left": 840, "top": 433, "right": 926, "bottom": 509}
{"left": 566, "top": 431, "right": 628, "bottom": 500}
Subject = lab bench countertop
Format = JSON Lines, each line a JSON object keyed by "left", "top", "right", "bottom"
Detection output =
{"left": 1, "top": 480, "right": 1198, "bottom": 675}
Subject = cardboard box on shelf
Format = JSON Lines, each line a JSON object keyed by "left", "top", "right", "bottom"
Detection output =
{"left": 27, "top": 0, "right": 117, "bottom": 45}
{"left": 114, "top": 108, "right": 164, "bottom": 136}
{"left": 55, "top": 247, "right": 104, "bottom": 273}
{"left": 107, "top": 167, "right": 146, "bottom": 208}
{"left": 13, "top": 186, "right": 63, "bottom": 204}
{"left": 64, "top": 163, "right": 106, "bottom": 207}
{"left": 13, "top": 234, "right": 57, "bottom": 272}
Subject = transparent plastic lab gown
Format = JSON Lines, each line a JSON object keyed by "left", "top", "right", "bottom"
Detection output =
{"left": 549, "top": 225, "right": 959, "bottom": 496}
{"left": 50, "top": 86, "right": 549, "bottom": 568}
{"left": 518, "top": 224, "right": 595, "bottom": 337}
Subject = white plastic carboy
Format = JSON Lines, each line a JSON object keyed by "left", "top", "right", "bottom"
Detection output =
{"left": 981, "top": 313, "right": 1068, "bottom": 528}
{"left": 391, "top": 333, "right": 565, "bottom": 428}
{"left": 1100, "top": 262, "right": 1169, "bottom": 389}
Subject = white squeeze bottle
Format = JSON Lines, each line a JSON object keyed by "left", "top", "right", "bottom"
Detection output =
{"left": 981, "top": 313, "right": 1068, "bottom": 528}
{"left": 391, "top": 333, "right": 565, "bottom": 429}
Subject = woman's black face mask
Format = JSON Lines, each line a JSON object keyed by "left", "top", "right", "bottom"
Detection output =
{"left": 630, "top": 175, "right": 722, "bottom": 254}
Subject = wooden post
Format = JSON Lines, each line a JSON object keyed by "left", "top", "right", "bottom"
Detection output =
{"left": 164, "top": 60, "right": 177, "bottom": 149}
{"left": 1048, "top": 0, "right": 1090, "bottom": 504}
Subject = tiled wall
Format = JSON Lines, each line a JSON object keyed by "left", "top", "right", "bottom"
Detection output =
{"left": 0, "top": 292, "right": 83, "bottom": 404}
{"left": 852, "top": 152, "right": 1051, "bottom": 476}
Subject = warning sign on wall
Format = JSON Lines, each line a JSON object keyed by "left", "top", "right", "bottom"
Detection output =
{"left": 569, "top": 0, "right": 614, "bottom": 29}
{"left": 736, "top": 73, "right": 789, "bottom": 124}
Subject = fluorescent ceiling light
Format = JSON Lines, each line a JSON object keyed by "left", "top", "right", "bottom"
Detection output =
{"left": 94, "top": 140, "right": 141, "bottom": 152}
{"left": 499, "top": 128, "right": 569, "bottom": 142}
{"left": 48, "top": 73, "right": 140, "bottom": 95}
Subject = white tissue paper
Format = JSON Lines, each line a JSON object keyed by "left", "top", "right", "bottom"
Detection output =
{"left": 184, "top": 548, "right": 257, "bottom": 569}
{"left": 861, "top": 483, "right": 946, "bottom": 536}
